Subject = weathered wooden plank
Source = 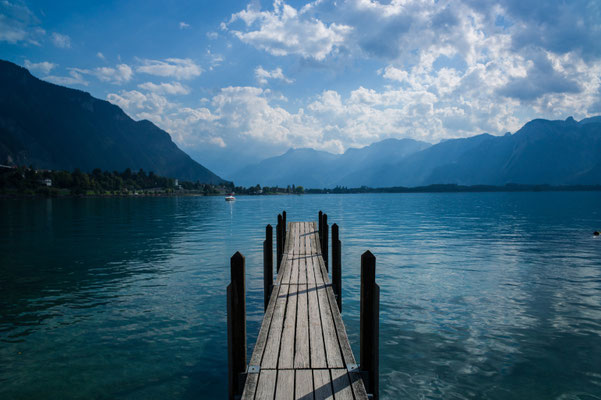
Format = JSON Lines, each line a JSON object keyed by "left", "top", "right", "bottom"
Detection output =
{"left": 249, "top": 281, "right": 283, "bottom": 366}
{"left": 330, "top": 369, "right": 354, "bottom": 400}
{"left": 275, "top": 370, "right": 295, "bottom": 400}
{"left": 295, "top": 369, "right": 314, "bottom": 400}
{"left": 279, "top": 279, "right": 298, "bottom": 368}
{"left": 307, "top": 245, "right": 327, "bottom": 369}
{"left": 275, "top": 252, "right": 290, "bottom": 286}
{"left": 289, "top": 235, "right": 299, "bottom": 285}
{"left": 255, "top": 370, "right": 277, "bottom": 400}
{"left": 262, "top": 282, "right": 290, "bottom": 368}
{"left": 310, "top": 242, "right": 325, "bottom": 286}
{"left": 284, "top": 220, "right": 294, "bottom": 254}
{"left": 316, "top": 284, "right": 344, "bottom": 368}
{"left": 323, "top": 280, "right": 356, "bottom": 367}
{"left": 241, "top": 372, "right": 258, "bottom": 400}
{"left": 294, "top": 283, "right": 310, "bottom": 368}
{"left": 313, "top": 369, "right": 334, "bottom": 400}
{"left": 349, "top": 370, "right": 369, "bottom": 400}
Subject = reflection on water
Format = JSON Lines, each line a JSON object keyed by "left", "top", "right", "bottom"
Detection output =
{"left": 1, "top": 193, "right": 601, "bottom": 399}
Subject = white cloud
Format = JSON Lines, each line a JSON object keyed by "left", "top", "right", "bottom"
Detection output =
{"left": 97, "top": 52, "right": 105, "bottom": 60}
{"left": 45, "top": 69, "right": 88, "bottom": 86}
{"left": 138, "top": 81, "right": 190, "bottom": 95}
{"left": 101, "top": 0, "right": 601, "bottom": 163}
{"left": 51, "top": 32, "right": 71, "bottom": 48}
{"left": 255, "top": 66, "right": 293, "bottom": 85}
{"left": 381, "top": 65, "right": 408, "bottom": 82}
{"left": 93, "top": 64, "right": 133, "bottom": 84}
{"left": 137, "top": 58, "right": 202, "bottom": 80}
{"left": 179, "top": 21, "right": 190, "bottom": 29}
{"left": 73, "top": 64, "right": 133, "bottom": 85}
{"left": 206, "top": 31, "right": 218, "bottom": 39}
{"left": 24, "top": 60, "right": 57, "bottom": 74}
{"left": 0, "top": 1, "right": 44, "bottom": 45}
{"left": 229, "top": 0, "right": 351, "bottom": 60}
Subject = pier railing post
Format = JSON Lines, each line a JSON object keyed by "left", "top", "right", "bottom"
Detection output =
{"left": 276, "top": 214, "right": 283, "bottom": 272}
{"left": 282, "top": 210, "right": 287, "bottom": 242}
{"left": 318, "top": 211, "right": 323, "bottom": 247}
{"left": 322, "top": 213, "right": 328, "bottom": 271}
{"left": 263, "top": 224, "right": 273, "bottom": 311}
{"left": 332, "top": 223, "right": 342, "bottom": 311}
{"left": 227, "top": 252, "right": 247, "bottom": 400}
{"left": 360, "top": 251, "right": 379, "bottom": 400}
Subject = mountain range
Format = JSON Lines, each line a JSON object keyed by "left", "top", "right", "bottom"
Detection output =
{"left": 2, "top": 59, "right": 600, "bottom": 189}
{"left": 231, "top": 116, "right": 601, "bottom": 188}
{"left": 0, "top": 60, "right": 226, "bottom": 184}
{"left": 231, "top": 138, "right": 431, "bottom": 187}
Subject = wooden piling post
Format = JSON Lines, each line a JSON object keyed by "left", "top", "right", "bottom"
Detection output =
{"left": 282, "top": 210, "right": 287, "bottom": 242}
{"left": 360, "top": 251, "right": 379, "bottom": 400}
{"left": 318, "top": 210, "right": 323, "bottom": 247}
{"left": 322, "top": 213, "right": 328, "bottom": 271}
{"left": 277, "top": 214, "right": 283, "bottom": 272}
{"left": 227, "top": 252, "right": 247, "bottom": 400}
{"left": 263, "top": 224, "right": 273, "bottom": 311}
{"left": 332, "top": 223, "right": 342, "bottom": 311}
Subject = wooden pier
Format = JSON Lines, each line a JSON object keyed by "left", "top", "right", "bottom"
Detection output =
{"left": 227, "top": 212, "right": 379, "bottom": 400}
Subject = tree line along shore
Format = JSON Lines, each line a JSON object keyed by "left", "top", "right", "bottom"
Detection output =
{"left": 1, "top": 165, "right": 599, "bottom": 198}
{"left": 0, "top": 166, "right": 305, "bottom": 197}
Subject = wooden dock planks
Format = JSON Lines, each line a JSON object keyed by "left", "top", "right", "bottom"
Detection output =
{"left": 242, "top": 222, "right": 368, "bottom": 400}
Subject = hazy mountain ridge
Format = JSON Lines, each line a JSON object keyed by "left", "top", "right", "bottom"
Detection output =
{"left": 233, "top": 117, "right": 601, "bottom": 188}
{"left": 0, "top": 60, "right": 226, "bottom": 184}
{"left": 231, "top": 138, "right": 431, "bottom": 187}
{"left": 369, "top": 117, "right": 601, "bottom": 187}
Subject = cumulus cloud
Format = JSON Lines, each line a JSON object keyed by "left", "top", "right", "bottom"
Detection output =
{"left": 97, "top": 52, "right": 105, "bottom": 60}
{"left": 255, "top": 66, "right": 293, "bottom": 85}
{"left": 497, "top": 52, "right": 581, "bottom": 101}
{"left": 136, "top": 58, "right": 202, "bottom": 80}
{"left": 229, "top": 0, "right": 351, "bottom": 60}
{"left": 24, "top": 60, "right": 57, "bottom": 74}
{"left": 51, "top": 32, "right": 71, "bottom": 48}
{"left": 104, "top": 0, "right": 601, "bottom": 166}
{"left": 73, "top": 64, "right": 133, "bottom": 84}
{"left": 45, "top": 69, "right": 88, "bottom": 86}
{"left": 179, "top": 21, "right": 190, "bottom": 29}
{"left": 380, "top": 65, "right": 408, "bottom": 82}
{"left": 138, "top": 81, "right": 190, "bottom": 95}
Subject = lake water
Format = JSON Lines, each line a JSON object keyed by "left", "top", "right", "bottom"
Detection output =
{"left": 1, "top": 193, "right": 601, "bottom": 399}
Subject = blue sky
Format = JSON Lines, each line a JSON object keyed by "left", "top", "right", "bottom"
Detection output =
{"left": 1, "top": 0, "right": 601, "bottom": 177}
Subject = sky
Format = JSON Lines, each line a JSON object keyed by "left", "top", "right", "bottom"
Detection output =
{"left": 1, "top": 0, "right": 601, "bottom": 177}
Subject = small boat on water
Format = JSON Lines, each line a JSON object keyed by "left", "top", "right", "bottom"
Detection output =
{"left": 225, "top": 193, "right": 236, "bottom": 201}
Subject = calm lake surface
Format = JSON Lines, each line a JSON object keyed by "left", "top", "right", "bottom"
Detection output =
{"left": 1, "top": 193, "right": 601, "bottom": 399}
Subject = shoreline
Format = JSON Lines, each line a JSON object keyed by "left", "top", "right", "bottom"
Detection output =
{"left": 2, "top": 184, "right": 601, "bottom": 199}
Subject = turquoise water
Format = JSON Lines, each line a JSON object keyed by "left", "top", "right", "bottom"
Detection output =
{"left": 1, "top": 193, "right": 601, "bottom": 399}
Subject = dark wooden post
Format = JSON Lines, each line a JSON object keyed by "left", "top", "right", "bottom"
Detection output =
{"left": 263, "top": 224, "right": 273, "bottom": 311}
{"left": 318, "top": 211, "right": 323, "bottom": 247}
{"left": 360, "top": 251, "right": 379, "bottom": 400}
{"left": 322, "top": 213, "right": 328, "bottom": 271}
{"left": 282, "top": 210, "right": 287, "bottom": 242}
{"left": 276, "top": 214, "right": 283, "bottom": 272}
{"left": 227, "top": 252, "right": 247, "bottom": 400}
{"left": 332, "top": 223, "right": 342, "bottom": 311}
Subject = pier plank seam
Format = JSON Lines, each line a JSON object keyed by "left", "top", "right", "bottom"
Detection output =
{"left": 241, "top": 221, "right": 369, "bottom": 400}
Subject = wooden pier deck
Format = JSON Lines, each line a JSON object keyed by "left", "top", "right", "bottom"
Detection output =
{"left": 241, "top": 221, "right": 369, "bottom": 400}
